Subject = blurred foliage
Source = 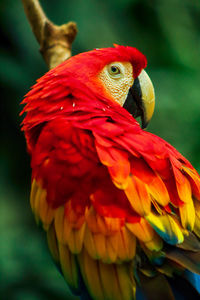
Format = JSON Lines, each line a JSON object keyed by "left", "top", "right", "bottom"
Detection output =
{"left": 1, "top": 0, "right": 200, "bottom": 299}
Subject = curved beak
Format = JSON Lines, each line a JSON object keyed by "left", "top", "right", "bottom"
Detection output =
{"left": 123, "top": 70, "right": 155, "bottom": 129}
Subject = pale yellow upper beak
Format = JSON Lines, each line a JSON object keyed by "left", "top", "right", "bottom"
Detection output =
{"left": 123, "top": 69, "right": 155, "bottom": 128}
{"left": 138, "top": 70, "right": 155, "bottom": 128}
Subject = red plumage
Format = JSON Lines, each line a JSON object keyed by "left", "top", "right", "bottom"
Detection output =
{"left": 21, "top": 45, "right": 200, "bottom": 300}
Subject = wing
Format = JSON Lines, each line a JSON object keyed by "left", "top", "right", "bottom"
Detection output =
{"left": 30, "top": 116, "right": 200, "bottom": 300}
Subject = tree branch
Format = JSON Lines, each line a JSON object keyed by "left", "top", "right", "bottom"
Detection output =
{"left": 22, "top": 0, "right": 78, "bottom": 69}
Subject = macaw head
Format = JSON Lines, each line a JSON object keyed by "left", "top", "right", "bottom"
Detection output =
{"left": 52, "top": 44, "right": 155, "bottom": 128}
{"left": 96, "top": 45, "right": 155, "bottom": 128}
{"left": 22, "top": 45, "right": 155, "bottom": 144}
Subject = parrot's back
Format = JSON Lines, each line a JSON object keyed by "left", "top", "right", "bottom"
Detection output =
{"left": 28, "top": 116, "right": 200, "bottom": 300}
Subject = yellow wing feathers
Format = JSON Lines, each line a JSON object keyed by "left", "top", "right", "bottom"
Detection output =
{"left": 30, "top": 171, "right": 200, "bottom": 300}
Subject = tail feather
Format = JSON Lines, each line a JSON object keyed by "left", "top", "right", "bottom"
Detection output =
{"left": 138, "top": 272, "right": 175, "bottom": 300}
{"left": 78, "top": 248, "right": 136, "bottom": 300}
{"left": 184, "top": 270, "right": 200, "bottom": 294}
{"left": 167, "top": 274, "right": 200, "bottom": 300}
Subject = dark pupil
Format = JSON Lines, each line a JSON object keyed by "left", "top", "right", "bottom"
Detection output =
{"left": 111, "top": 66, "right": 118, "bottom": 73}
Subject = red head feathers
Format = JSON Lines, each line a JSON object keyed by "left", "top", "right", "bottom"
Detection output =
{"left": 54, "top": 44, "right": 147, "bottom": 78}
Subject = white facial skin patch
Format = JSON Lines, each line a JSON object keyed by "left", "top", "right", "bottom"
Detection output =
{"left": 98, "top": 62, "right": 134, "bottom": 106}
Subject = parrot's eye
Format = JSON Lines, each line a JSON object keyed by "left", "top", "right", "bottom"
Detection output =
{"left": 107, "top": 64, "right": 121, "bottom": 78}
{"left": 110, "top": 66, "right": 120, "bottom": 74}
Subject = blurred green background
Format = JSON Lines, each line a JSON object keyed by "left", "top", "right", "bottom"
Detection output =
{"left": 1, "top": 0, "right": 200, "bottom": 299}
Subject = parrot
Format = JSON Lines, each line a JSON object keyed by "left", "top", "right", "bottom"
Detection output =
{"left": 21, "top": 45, "right": 200, "bottom": 300}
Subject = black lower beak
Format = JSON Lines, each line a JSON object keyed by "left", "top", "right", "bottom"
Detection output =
{"left": 123, "top": 77, "right": 146, "bottom": 128}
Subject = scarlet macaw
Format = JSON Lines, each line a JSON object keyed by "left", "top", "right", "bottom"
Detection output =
{"left": 21, "top": 45, "right": 200, "bottom": 300}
